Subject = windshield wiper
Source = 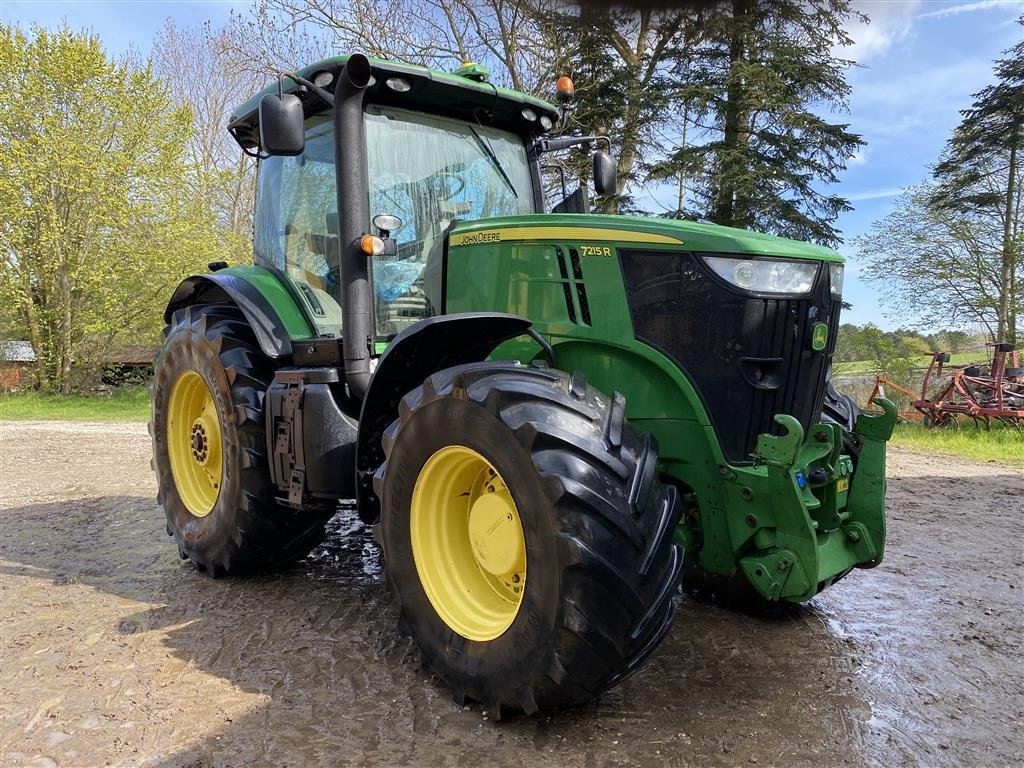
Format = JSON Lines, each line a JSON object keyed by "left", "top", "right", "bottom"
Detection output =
{"left": 468, "top": 125, "right": 518, "bottom": 199}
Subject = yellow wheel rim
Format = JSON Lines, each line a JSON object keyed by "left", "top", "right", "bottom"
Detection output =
{"left": 410, "top": 446, "right": 527, "bottom": 641}
{"left": 166, "top": 370, "right": 223, "bottom": 518}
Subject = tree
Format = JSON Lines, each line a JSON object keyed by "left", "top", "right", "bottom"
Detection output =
{"left": 210, "top": 1, "right": 866, "bottom": 224}
{"left": 223, "top": 0, "right": 692, "bottom": 213}
{"left": 153, "top": 19, "right": 262, "bottom": 259}
{"left": 649, "top": 0, "right": 863, "bottom": 247}
{"left": 857, "top": 35, "right": 1024, "bottom": 346}
{"left": 931, "top": 35, "right": 1023, "bottom": 345}
{"left": 0, "top": 25, "right": 221, "bottom": 392}
{"left": 538, "top": 4, "right": 690, "bottom": 212}
{"left": 856, "top": 184, "right": 1017, "bottom": 340}
{"left": 226, "top": 0, "right": 554, "bottom": 92}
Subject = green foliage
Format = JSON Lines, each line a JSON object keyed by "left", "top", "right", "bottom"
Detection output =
{"left": 152, "top": 19, "right": 260, "bottom": 262}
{"left": 0, "top": 25, "right": 221, "bottom": 393}
{"left": 649, "top": 0, "right": 863, "bottom": 246}
{"left": 538, "top": 6, "right": 686, "bottom": 213}
{"left": 858, "top": 33, "right": 1023, "bottom": 345}
{"left": 226, "top": 1, "right": 861, "bottom": 230}
{"left": 846, "top": 325, "right": 918, "bottom": 393}
{"left": 931, "top": 35, "right": 1022, "bottom": 346}
{"left": 835, "top": 324, "right": 958, "bottom": 365}
{"left": 0, "top": 386, "right": 150, "bottom": 421}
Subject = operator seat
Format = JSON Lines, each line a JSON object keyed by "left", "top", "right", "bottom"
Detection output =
{"left": 420, "top": 199, "right": 472, "bottom": 313}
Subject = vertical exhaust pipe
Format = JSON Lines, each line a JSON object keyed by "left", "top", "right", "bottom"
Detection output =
{"left": 333, "top": 53, "right": 373, "bottom": 400}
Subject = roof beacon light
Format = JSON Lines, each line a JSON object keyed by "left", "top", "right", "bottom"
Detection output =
{"left": 555, "top": 75, "right": 575, "bottom": 104}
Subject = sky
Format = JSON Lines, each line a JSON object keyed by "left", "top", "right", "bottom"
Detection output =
{"left": 2, "top": 0, "right": 1021, "bottom": 331}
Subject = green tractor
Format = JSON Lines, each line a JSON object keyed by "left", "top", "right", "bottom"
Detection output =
{"left": 151, "top": 53, "right": 896, "bottom": 716}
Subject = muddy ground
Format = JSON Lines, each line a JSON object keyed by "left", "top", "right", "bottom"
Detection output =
{"left": 0, "top": 420, "right": 1021, "bottom": 768}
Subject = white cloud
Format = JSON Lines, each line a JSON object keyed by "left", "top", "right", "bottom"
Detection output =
{"left": 843, "top": 1, "right": 921, "bottom": 64}
{"left": 917, "top": 0, "right": 1019, "bottom": 21}
{"left": 846, "top": 187, "right": 904, "bottom": 201}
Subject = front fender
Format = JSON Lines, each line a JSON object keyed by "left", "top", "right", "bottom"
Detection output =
{"left": 164, "top": 268, "right": 315, "bottom": 359}
{"left": 355, "top": 312, "right": 533, "bottom": 523}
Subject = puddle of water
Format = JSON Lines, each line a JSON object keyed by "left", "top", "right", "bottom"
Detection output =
{"left": 302, "top": 507, "right": 384, "bottom": 583}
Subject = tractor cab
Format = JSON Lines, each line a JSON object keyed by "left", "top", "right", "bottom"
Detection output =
{"left": 229, "top": 55, "right": 581, "bottom": 342}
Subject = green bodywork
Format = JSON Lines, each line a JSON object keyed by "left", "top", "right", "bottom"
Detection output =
{"left": 224, "top": 265, "right": 316, "bottom": 339}
{"left": 440, "top": 215, "right": 894, "bottom": 600}
{"left": 246, "top": 211, "right": 894, "bottom": 601}
{"left": 221, "top": 56, "right": 894, "bottom": 603}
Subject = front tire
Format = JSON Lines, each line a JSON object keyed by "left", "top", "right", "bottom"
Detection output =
{"left": 374, "top": 362, "right": 683, "bottom": 716}
{"left": 151, "top": 303, "right": 331, "bottom": 576}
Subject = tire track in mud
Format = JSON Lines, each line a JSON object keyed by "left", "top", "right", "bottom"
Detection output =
{"left": 0, "top": 422, "right": 1021, "bottom": 767}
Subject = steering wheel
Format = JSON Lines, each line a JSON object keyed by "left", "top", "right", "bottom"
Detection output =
{"left": 431, "top": 172, "right": 465, "bottom": 200}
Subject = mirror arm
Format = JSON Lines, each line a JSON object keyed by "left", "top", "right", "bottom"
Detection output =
{"left": 229, "top": 126, "right": 268, "bottom": 159}
{"left": 280, "top": 72, "right": 335, "bottom": 109}
{"left": 536, "top": 135, "right": 611, "bottom": 154}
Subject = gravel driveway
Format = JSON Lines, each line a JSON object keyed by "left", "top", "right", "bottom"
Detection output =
{"left": 1, "top": 420, "right": 1021, "bottom": 767}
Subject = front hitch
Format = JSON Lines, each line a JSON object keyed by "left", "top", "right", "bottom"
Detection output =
{"left": 740, "top": 398, "right": 897, "bottom": 601}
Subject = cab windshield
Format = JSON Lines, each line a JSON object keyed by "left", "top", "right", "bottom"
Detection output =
{"left": 253, "top": 106, "right": 534, "bottom": 340}
{"left": 365, "top": 105, "right": 534, "bottom": 335}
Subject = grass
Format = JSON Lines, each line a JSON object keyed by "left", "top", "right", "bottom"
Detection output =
{"left": 0, "top": 386, "right": 150, "bottom": 422}
{"left": 2, "top": 384, "right": 1019, "bottom": 468}
{"left": 833, "top": 352, "right": 983, "bottom": 376}
{"left": 890, "top": 420, "right": 1024, "bottom": 468}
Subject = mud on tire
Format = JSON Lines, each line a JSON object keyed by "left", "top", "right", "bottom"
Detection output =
{"left": 151, "top": 303, "right": 331, "bottom": 576}
{"left": 374, "top": 362, "right": 683, "bottom": 716}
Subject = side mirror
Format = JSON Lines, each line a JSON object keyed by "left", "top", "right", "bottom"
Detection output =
{"left": 593, "top": 151, "right": 617, "bottom": 196}
{"left": 259, "top": 93, "right": 304, "bottom": 156}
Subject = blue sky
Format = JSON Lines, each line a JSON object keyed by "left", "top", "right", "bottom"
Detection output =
{"left": 2, "top": 0, "right": 1021, "bottom": 330}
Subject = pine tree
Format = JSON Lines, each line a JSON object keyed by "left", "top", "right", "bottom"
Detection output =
{"left": 650, "top": 0, "right": 863, "bottom": 247}
{"left": 535, "top": 4, "right": 688, "bottom": 213}
{"left": 931, "top": 35, "right": 1023, "bottom": 345}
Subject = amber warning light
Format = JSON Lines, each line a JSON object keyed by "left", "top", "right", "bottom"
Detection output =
{"left": 555, "top": 76, "right": 575, "bottom": 103}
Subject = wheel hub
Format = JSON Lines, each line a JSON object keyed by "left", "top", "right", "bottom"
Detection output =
{"left": 468, "top": 488, "right": 525, "bottom": 577}
{"left": 190, "top": 422, "right": 208, "bottom": 462}
{"left": 166, "top": 371, "right": 223, "bottom": 518}
{"left": 409, "top": 446, "right": 527, "bottom": 642}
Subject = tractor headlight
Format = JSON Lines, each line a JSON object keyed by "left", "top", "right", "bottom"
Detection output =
{"left": 702, "top": 255, "right": 818, "bottom": 295}
{"left": 829, "top": 263, "right": 844, "bottom": 299}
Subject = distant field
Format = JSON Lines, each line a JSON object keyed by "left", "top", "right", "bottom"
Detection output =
{"left": 833, "top": 352, "right": 987, "bottom": 376}
{"left": 890, "top": 420, "right": 1023, "bottom": 468}
{"left": 0, "top": 387, "right": 150, "bottom": 422}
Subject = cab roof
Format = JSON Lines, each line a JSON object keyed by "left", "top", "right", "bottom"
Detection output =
{"left": 228, "top": 54, "right": 560, "bottom": 151}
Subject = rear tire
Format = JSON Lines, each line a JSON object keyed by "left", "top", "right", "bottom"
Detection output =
{"left": 374, "top": 362, "right": 683, "bottom": 716}
{"left": 151, "top": 303, "right": 331, "bottom": 576}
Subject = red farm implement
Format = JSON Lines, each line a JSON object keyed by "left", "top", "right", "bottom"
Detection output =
{"left": 869, "top": 343, "right": 1024, "bottom": 428}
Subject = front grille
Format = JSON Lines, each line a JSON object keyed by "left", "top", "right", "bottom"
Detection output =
{"left": 618, "top": 249, "right": 839, "bottom": 463}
